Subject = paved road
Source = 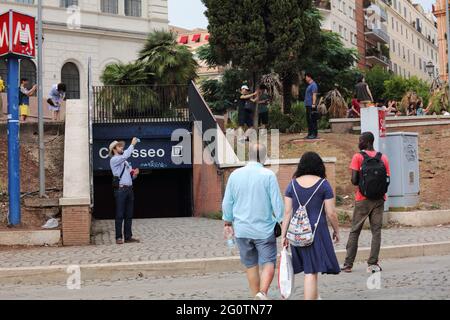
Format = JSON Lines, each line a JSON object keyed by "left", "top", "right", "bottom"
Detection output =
{"left": 0, "top": 218, "right": 449, "bottom": 268}
{"left": 0, "top": 255, "right": 449, "bottom": 300}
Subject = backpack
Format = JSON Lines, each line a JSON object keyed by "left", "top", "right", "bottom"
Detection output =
{"left": 359, "top": 152, "right": 389, "bottom": 200}
{"left": 286, "top": 179, "right": 325, "bottom": 247}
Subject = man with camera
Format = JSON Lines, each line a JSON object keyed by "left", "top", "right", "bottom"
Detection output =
{"left": 109, "top": 138, "right": 140, "bottom": 245}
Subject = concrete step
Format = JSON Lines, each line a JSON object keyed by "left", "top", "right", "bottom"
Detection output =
{"left": 0, "top": 229, "right": 61, "bottom": 246}
{"left": 23, "top": 198, "right": 59, "bottom": 208}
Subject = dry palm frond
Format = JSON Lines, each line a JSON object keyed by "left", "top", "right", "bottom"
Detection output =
{"left": 325, "top": 89, "right": 347, "bottom": 118}
{"left": 260, "top": 72, "right": 283, "bottom": 105}
{"left": 400, "top": 91, "right": 419, "bottom": 113}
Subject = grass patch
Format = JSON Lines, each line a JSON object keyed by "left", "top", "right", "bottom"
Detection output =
{"left": 202, "top": 211, "right": 223, "bottom": 220}
{"left": 336, "top": 195, "right": 344, "bottom": 206}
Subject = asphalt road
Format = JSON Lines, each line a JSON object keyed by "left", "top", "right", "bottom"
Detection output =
{"left": 0, "top": 255, "right": 449, "bottom": 300}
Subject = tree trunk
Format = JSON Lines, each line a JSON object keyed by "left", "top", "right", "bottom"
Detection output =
{"left": 282, "top": 75, "right": 293, "bottom": 114}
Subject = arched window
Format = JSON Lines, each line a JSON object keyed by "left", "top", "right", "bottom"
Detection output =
{"left": 61, "top": 62, "right": 80, "bottom": 99}
{"left": 20, "top": 59, "right": 37, "bottom": 86}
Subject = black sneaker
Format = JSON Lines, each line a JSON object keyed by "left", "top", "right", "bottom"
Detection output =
{"left": 341, "top": 264, "right": 352, "bottom": 273}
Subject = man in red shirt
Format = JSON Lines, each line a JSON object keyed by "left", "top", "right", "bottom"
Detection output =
{"left": 342, "top": 132, "right": 390, "bottom": 273}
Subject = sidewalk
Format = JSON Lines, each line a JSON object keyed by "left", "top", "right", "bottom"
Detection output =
{"left": 0, "top": 218, "right": 449, "bottom": 268}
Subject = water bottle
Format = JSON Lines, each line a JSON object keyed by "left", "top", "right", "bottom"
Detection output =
{"left": 224, "top": 227, "right": 235, "bottom": 250}
{"left": 136, "top": 138, "right": 141, "bottom": 143}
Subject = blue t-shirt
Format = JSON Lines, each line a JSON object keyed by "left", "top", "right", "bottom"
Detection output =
{"left": 304, "top": 81, "right": 318, "bottom": 107}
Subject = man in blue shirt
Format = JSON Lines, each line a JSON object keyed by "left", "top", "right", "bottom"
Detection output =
{"left": 110, "top": 138, "right": 140, "bottom": 244}
{"left": 222, "top": 144, "right": 284, "bottom": 300}
{"left": 304, "top": 73, "right": 319, "bottom": 140}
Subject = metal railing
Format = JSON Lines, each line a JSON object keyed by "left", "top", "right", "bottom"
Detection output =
{"left": 92, "top": 85, "right": 190, "bottom": 123}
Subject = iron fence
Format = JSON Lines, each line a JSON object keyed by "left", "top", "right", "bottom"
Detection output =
{"left": 92, "top": 85, "right": 190, "bottom": 123}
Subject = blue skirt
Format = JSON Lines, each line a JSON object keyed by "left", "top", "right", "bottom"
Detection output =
{"left": 290, "top": 222, "right": 340, "bottom": 275}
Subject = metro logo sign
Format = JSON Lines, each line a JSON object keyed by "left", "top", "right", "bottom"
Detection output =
{"left": 0, "top": 10, "right": 35, "bottom": 58}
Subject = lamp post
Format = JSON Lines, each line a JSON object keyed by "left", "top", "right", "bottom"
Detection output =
{"left": 37, "top": 0, "right": 45, "bottom": 197}
{"left": 426, "top": 61, "right": 435, "bottom": 79}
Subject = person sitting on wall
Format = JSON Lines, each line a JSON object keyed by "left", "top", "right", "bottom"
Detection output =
{"left": 47, "top": 83, "right": 66, "bottom": 121}
{"left": 350, "top": 94, "right": 361, "bottom": 118}
{"left": 19, "top": 78, "right": 37, "bottom": 122}
{"left": 406, "top": 102, "right": 417, "bottom": 116}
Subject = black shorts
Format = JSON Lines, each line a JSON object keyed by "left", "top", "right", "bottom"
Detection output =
{"left": 259, "top": 111, "right": 269, "bottom": 125}
{"left": 239, "top": 108, "right": 254, "bottom": 127}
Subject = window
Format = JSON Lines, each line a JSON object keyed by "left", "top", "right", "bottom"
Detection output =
{"left": 20, "top": 60, "right": 36, "bottom": 86}
{"left": 391, "top": 17, "right": 394, "bottom": 30}
{"left": 15, "top": 0, "right": 34, "bottom": 4}
{"left": 101, "top": 0, "right": 118, "bottom": 14}
{"left": 418, "top": 38, "right": 421, "bottom": 50}
{"left": 406, "top": 29, "right": 408, "bottom": 39}
{"left": 398, "top": 43, "right": 400, "bottom": 56}
{"left": 408, "top": 49, "right": 410, "bottom": 62}
{"left": 344, "top": 28, "right": 348, "bottom": 40}
{"left": 394, "top": 63, "right": 398, "bottom": 74}
{"left": 419, "top": 58, "right": 422, "bottom": 70}
{"left": 60, "top": 0, "right": 78, "bottom": 7}
{"left": 392, "top": 39, "right": 395, "bottom": 52}
{"left": 125, "top": 0, "right": 142, "bottom": 17}
{"left": 396, "top": 21, "right": 399, "bottom": 32}
{"left": 61, "top": 62, "right": 80, "bottom": 99}
{"left": 343, "top": 2, "right": 346, "bottom": 15}
{"left": 401, "top": 24, "right": 403, "bottom": 35}
{"left": 394, "top": 0, "right": 397, "bottom": 10}
{"left": 404, "top": 7, "right": 407, "bottom": 18}
{"left": 413, "top": 53, "right": 416, "bottom": 67}
{"left": 339, "top": 25, "right": 343, "bottom": 37}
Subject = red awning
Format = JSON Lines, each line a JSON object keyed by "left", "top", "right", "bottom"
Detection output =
{"left": 192, "top": 34, "right": 201, "bottom": 42}
{"left": 204, "top": 34, "right": 210, "bottom": 41}
{"left": 179, "top": 35, "right": 188, "bottom": 44}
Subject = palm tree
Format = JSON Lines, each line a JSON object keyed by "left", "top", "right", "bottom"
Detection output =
{"left": 138, "top": 31, "right": 198, "bottom": 85}
{"left": 100, "top": 61, "right": 151, "bottom": 85}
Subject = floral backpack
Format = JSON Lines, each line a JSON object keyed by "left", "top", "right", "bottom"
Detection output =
{"left": 287, "top": 179, "right": 325, "bottom": 247}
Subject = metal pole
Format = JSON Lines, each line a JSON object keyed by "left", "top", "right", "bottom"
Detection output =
{"left": 37, "top": 0, "right": 45, "bottom": 197}
{"left": 7, "top": 56, "right": 21, "bottom": 225}
{"left": 446, "top": 0, "right": 450, "bottom": 108}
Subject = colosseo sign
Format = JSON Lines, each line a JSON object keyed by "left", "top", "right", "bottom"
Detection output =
{"left": 93, "top": 139, "right": 192, "bottom": 171}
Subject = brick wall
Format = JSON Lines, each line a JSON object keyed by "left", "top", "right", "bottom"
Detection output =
{"left": 197, "top": 161, "right": 337, "bottom": 216}
{"left": 62, "top": 205, "right": 91, "bottom": 246}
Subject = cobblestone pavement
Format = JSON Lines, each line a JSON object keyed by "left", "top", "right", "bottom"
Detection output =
{"left": 0, "top": 218, "right": 449, "bottom": 268}
{"left": 0, "top": 255, "right": 449, "bottom": 300}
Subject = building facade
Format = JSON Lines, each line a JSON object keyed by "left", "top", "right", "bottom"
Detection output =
{"left": 433, "top": 0, "right": 449, "bottom": 81}
{"left": 317, "top": 0, "right": 438, "bottom": 81}
{"left": 0, "top": 0, "right": 168, "bottom": 99}
{"left": 385, "top": 0, "right": 438, "bottom": 80}
{"left": 315, "top": 0, "right": 358, "bottom": 49}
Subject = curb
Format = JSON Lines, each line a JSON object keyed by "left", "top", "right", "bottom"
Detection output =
{"left": 1, "top": 241, "right": 449, "bottom": 286}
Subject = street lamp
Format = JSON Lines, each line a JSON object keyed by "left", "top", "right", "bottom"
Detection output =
{"left": 425, "top": 61, "right": 435, "bottom": 79}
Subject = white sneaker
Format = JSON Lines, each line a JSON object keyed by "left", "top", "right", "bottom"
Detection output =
{"left": 254, "top": 292, "right": 269, "bottom": 300}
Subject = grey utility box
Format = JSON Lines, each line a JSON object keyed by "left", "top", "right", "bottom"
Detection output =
{"left": 384, "top": 132, "right": 420, "bottom": 208}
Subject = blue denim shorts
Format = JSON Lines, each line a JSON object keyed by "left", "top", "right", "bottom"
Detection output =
{"left": 236, "top": 234, "right": 277, "bottom": 268}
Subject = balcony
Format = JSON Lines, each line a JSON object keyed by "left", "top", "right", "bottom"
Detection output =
{"left": 366, "top": 47, "right": 390, "bottom": 67}
{"left": 313, "top": 0, "right": 331, "bottom": 11}
{"left": 364, "top": 3, "right": 388, "bottom": 22}
{"left": 365, "top": 23, "right": 390, "bottom": 44}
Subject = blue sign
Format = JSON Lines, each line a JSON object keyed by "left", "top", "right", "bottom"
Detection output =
{"left": 93, "top": 138, "right": 192, "bottom": 171}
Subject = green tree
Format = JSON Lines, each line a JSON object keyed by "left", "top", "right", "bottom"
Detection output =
{"left": 364, "top": 66, "right": 393, "bottom": 101}
{"left": 384, "top": 76, "right": 430, "bottom": 105}
{"left": 138, "top": 31, "right": 198, "bottom": 85}
{"left": 300, "top": 31, "right": 360, "bottom": 98}
{"left": 203, "top": 0, "right": 322, "bottom": 113}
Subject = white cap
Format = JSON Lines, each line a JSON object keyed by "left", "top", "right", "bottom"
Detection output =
{"left": 241, "top": 85, "right": 250, "bottom": 91}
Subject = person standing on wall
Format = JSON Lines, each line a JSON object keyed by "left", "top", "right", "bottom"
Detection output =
{"left": 237, "top": 85, "right": 257, "bottom": 142}
{"left": 304, "top": 73, "right": 319, "bottom": 140}
{"left": 341, "top": 132, "right": 390, "bottom": 273}
{"left": 47, "top": 83, "right": 66, "bottom": 121}
{"left": 355, "top": 76, "right": 374, "bottom": 109}
{"left": 19, "top": 78, "right": 37, "bottom": 122}
{"left": 109, "top": 138, "right": 141, "bottom": 245}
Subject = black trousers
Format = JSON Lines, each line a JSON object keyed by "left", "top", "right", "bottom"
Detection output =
{"left": 306, "top": 106, "right": 318, "bottom": 136}
{"left": 114, "top": 187, "right": 134, "bottom": 240}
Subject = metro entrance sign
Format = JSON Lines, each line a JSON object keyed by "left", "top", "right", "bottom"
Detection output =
{"left": 0, "top": 11, "right": 36, "bottom": 58}
{"left": 0, "top": 10, "right": 36, "bottom": 226}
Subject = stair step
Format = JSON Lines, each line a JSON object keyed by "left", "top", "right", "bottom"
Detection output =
{"left": 23, "top": 198, "right": 60, "bottom": 208}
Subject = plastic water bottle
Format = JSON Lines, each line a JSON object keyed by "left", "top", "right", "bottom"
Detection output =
{"left": 224, "top": 227, "right": 235, "bottom": 250}
{"left": 136, "top": 138, "right": 141, "bottom": 143}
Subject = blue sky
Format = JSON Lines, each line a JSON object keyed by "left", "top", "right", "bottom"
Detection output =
{"left": 168, "top": 0, "right": 434, "bottom": 30}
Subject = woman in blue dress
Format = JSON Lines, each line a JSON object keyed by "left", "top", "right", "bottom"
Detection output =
{"left": 281, "top": 152, "right": 341, "bottom": 300}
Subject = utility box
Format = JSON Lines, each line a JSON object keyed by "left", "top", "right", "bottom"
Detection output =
{"left": 385, "top": 132, "right": 420, "bottom": 208}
